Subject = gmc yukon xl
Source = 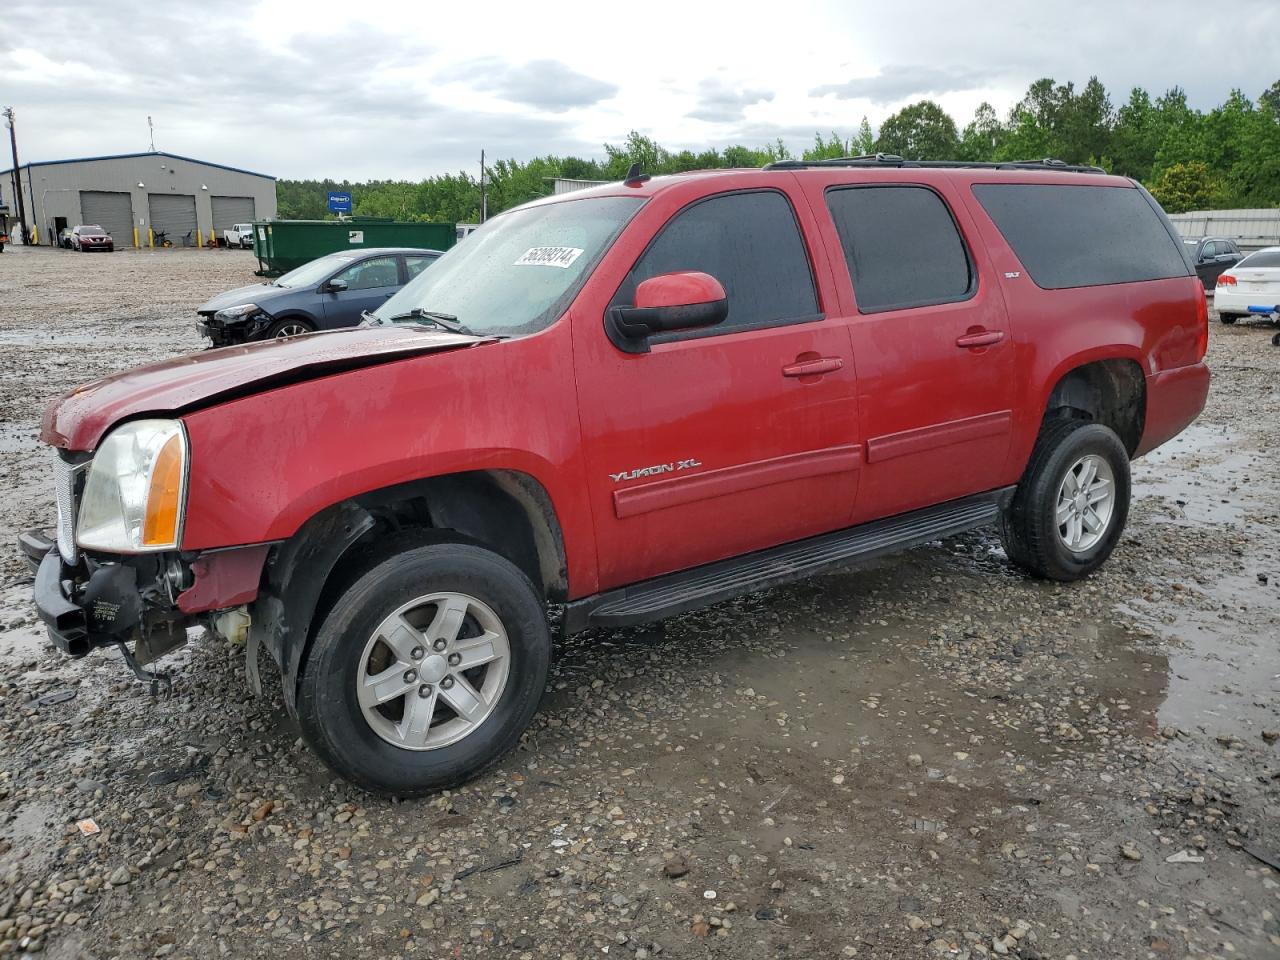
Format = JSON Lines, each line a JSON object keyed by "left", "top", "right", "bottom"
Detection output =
{"left": 22, "top": 157, "right": 1210, "bottom": 795}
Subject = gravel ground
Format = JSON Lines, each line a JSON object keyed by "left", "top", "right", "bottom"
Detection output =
{"left": 0, "top": 246, "right": 1278, "bottom": 960}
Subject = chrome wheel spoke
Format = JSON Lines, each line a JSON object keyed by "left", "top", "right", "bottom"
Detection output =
{"left": 360, "top": 664, "right": 413, "bottom": 708}
{"left": 1055, "top": 498, "right": 1074, "bottom": 525}
{"left": 426, "top": 596, "right": 469, "bottom": 647}
{"left": 1081, "top": 508, "right": 1104, "bottom": 534}
{"left": 452, "top": 631, "right": 502, "bottom": 670}
{"left": 1086, "top": 480, "right": 1111, "bottom": 505}
{"left": 440, "top": 674, "right": 485, "bottom": 722}
{"left": 398, "top": 688, "right": 438, "bottom": 745}
{"left": 382, "top": 617, "right": 425, "bottom": 662}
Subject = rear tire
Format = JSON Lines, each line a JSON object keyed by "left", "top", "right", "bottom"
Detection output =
{"left": 296, "top": 538, "right": 550, "bottom": 796}
{"left": 1219, "top": 314, "right": 1238, "bottom": 325}
{"left": 1000, "top": 420, "right": 1130, "bottom": 581}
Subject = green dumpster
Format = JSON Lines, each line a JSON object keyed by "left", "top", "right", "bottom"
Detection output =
{"left": 252, "top": 218, "right": 456, "bottom": 276}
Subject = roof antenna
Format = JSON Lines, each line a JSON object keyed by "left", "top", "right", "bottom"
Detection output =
{"left": 623, "top": 162, "right": 650, "bottom": 186}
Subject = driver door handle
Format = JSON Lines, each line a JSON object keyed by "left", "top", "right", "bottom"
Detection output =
{"left": 955, "top": 329, "right": 1005, "bottom": 349}
{"left": 782, "top": 357, "right": 844, "bottom": 377}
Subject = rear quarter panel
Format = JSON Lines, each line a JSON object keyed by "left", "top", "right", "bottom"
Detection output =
{"left": 956, "top": 176, "right": 1206, "bottom": 472}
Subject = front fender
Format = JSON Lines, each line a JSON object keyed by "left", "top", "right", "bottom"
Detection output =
{"left": 248, "top": 500, "right": 374, "bottom": 714}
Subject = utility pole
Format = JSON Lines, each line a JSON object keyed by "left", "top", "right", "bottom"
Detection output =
{"left": 479, "top": 149, "right": 487, "bottom": 223}
{"left": 4, "top": 107, "right": 28, "bottom": 244}
{"left": 147, "top": 115, "right": 155, "bottom": 152}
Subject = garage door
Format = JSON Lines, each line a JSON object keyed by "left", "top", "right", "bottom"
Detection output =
{"left": 148, "top": 193, "right": 197, "bottom": 243}
{"left": 210, "top": 196, "right": 255, "bottom": 232}
{"left": 79, "top": 191, "right": 134, "bottom": 247}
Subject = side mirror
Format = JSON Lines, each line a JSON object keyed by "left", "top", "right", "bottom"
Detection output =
{"left": 326, "top": 278, "right": 348, "bottom": 293}
{"left": 606, "top": 271, "right": 728, "bottom": 354}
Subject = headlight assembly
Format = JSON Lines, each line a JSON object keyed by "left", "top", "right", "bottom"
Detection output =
{"left": 77, "top": 419, "right": 188, "bottom": 553}
{"left": 213, "top": 303, "right": 260, "bottom": 323}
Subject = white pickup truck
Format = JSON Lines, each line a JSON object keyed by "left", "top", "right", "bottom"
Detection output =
{"left": 222, "top": 223, "right": 254, "bottom": 249}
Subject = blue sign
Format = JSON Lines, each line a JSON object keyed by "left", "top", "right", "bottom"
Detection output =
{"left": 327, "top": 191, "right": 352, "bottom": 214}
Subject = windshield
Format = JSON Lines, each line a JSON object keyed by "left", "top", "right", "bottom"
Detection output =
{"left": 374, "top": 196, "right": 644, "bottom": 338}
{"left": 81, "top": 227, "right": 107, "bottom": 236}
{"left": 275, "top": 253, "right": 354, "bottom": 288}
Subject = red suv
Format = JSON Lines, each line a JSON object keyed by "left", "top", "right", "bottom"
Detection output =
{"left": 22, "top": 158, "right": 1209, "bottom": 795}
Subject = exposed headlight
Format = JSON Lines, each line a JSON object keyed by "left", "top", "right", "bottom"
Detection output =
{"left": 213, "top": 303, "right": 260, "bottom": 323}
{"left": 77, "top": 419, "right": 188, "bottom": 553}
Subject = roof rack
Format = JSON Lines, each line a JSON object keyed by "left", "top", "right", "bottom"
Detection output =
{"left": 762, "top": 154, "right": 1106, "bottom": 174}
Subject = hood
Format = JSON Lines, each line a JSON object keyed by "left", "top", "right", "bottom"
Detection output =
{"left": 43, "top": 326, "right": 491, "bottom": 451}
{"left": 197, "top": 281, "right": 293, "bottom": 314}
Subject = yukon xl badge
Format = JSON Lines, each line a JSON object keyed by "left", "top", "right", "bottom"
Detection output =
{"left": 610, "top": 458, "right": 702, "bottom": 483}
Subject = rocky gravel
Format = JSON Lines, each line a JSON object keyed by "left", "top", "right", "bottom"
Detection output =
{"left": 0, "top": 246, "right": 1278, "bottom": 959}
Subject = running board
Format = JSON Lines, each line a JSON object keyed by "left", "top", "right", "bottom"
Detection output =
{"left": 563, "top": 488, "right": 1013, "bottom": 634}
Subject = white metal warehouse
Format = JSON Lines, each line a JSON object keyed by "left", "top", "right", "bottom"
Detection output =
{"left": 1, "top": 151, "right": 276, "bottom": 248}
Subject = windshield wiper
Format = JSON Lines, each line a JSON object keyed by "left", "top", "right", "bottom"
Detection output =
{"left": 378, "top": 307, "right": 478, "bottom": 336}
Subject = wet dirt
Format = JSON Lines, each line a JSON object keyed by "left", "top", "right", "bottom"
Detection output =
{"left": 0, "top": 247, "right": 1277, "bottom": 959}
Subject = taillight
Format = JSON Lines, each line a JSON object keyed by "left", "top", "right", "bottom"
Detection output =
{"left": 1216, "top": 273, "right": 1236, "bottom": 286}
{"left": 1195, "top": 285, "right": 1209, "bottom": 360}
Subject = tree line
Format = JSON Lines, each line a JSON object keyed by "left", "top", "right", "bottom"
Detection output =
{"left": 276, "top": 76, "right": 1280, "bottom": 222}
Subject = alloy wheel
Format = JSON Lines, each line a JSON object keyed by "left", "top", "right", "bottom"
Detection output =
{"left": 355, "top": 592, "right": 511, "bottom": 751}
{"left": 1055, "top": 454, "right": 1115, "bottom": 552}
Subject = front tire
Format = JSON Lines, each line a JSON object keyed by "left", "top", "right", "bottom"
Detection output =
{"left": 1219, "top": 313, "right": 1238, "bottom": 325}
{"left": 1000, "top": 420, "right": 1130, "bottom": 581}
{"left": 266, "top": 317, "right": 315, "bottom": 339}
{"left": 296, "top": 539, "right": 550, "bottom": 796}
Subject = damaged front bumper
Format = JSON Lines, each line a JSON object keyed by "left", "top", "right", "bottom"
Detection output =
{"left": 196, "top": 311, "right": 272, "bottom": 347}
{"left": 19, "top": 530, "right": 269, "bottom": 664}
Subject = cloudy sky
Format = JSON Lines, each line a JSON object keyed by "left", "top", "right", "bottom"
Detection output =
{"left": 5, "top": 1, "right": 1277, "bottom": 181}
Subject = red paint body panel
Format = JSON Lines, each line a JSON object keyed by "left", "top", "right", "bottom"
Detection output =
{"left": 613, "top": 444, "right": 863, "bottom": 520}
{"left": 1135, "top": 361, "right": 1211, "bottom": 457}
{"left": 793, "top": 170, "right": 1019, "bottom": 522}
{"left": 41, "top": 166, "right": 1210, "bottom": 610}
{"left": 635, "top": 271, "right": 725, "bottom": 308}
{"left": 178, "top": 323, "right": 601, "bottom": 596}
{"left": 570, "top": 173, "right": 862, "bottom": 589}
{"left": 41, "top": 326, "right": 484, "bottom": 451}
{"left": 176, "top": 544, "right": 272, "bottom": 614}
{"left": 866, "top": 411, "right": 1013, "bottom": 464}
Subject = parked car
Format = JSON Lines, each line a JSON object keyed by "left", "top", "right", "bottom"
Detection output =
{"left": 195, "top": 247, "right": 443, "bottom": 346}
{"left": 58, "top": 227, "right": 74, "bottom": 249}
{"left": 1182, "top": 236, "right": 1242, "bottom": 289}
{"left": 23, "top": 159, "right": 1209, "bottom": 796}
{"left": 223, "top": 223, "right": 254, "bottom": 249}
{"left": 70, "top": 224, "right": 114, "bottom": 252}
{"left": 1214, "top": 247, "right": 1280, "bottom": 324}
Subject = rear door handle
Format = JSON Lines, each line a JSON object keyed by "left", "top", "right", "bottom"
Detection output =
{"left": 782, "top": 357, "right": 844, "bottom": 377}
{"left": 955, "top": 330, "right": 1005, "bottom": 349}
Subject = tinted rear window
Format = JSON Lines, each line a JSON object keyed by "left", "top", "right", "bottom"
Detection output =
{"left": 1237, "top": 250, "right": 1280, "bottom": 269}
{"left": 826, "top": 186, "right": 974, "bottom": 312}
{"left": 972, "top": 184, "right": 1190, "bottom": 289}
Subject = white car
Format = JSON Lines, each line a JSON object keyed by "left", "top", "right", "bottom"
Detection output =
{"left": 222, "top": 223, "right": 254, "bottom": 249}
{"left": 1215, "top": 247, "right": 1280, "bottom": 324}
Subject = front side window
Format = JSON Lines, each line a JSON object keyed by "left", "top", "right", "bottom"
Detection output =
{"left": 275, "top": 254, "right": 354, "bottom": 289}
{"left": 612, "top": 190, "right": 819, "bottom": 332}
{"left": 826, "top": 185, "right": 973, "bottom": 313}
{"left": 337, "top": 256, "right": 400, "bottom": 291}
{"left": 405, "top": 254, "right": 437, "bottom": 279}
